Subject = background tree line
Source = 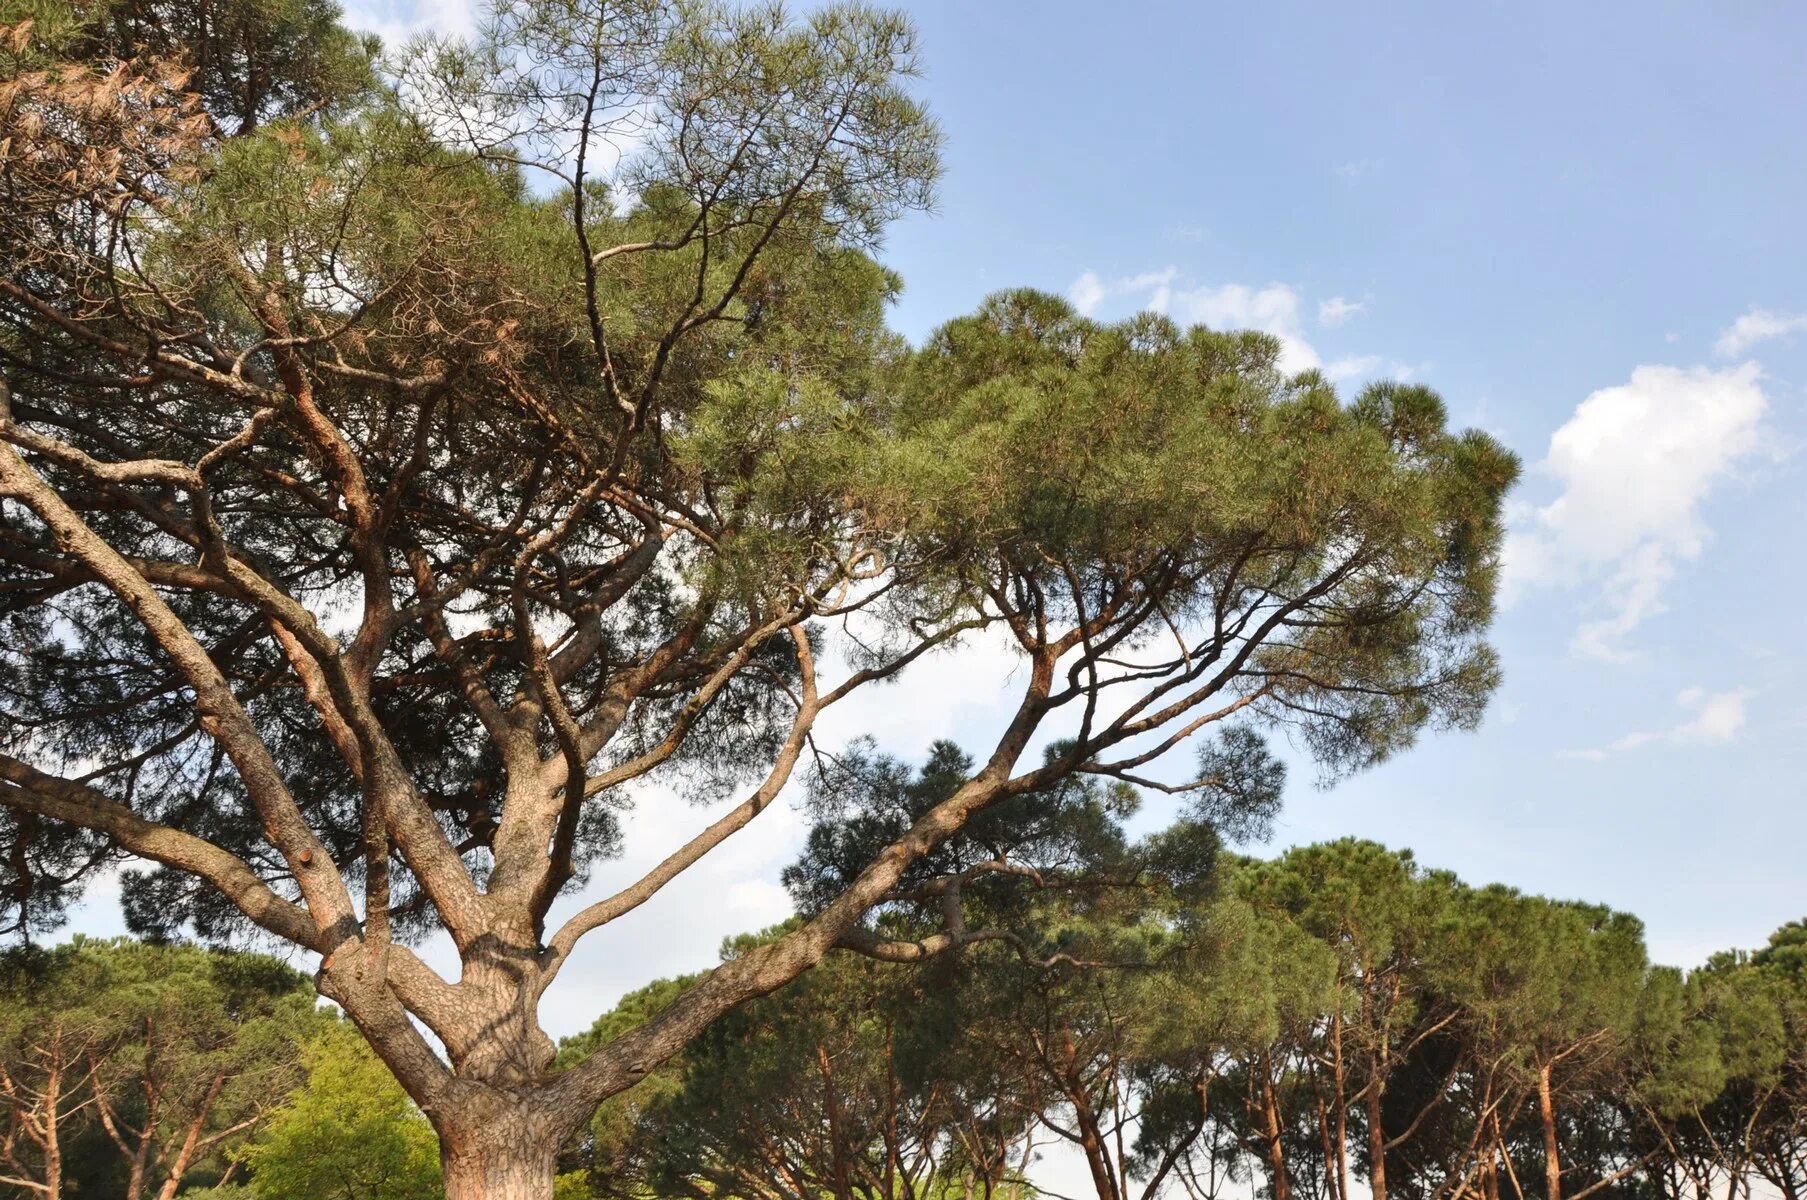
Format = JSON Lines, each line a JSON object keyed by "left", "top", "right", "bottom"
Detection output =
{"left": 2, "top": 833, "right": 1798, "bottom": 1200}
{"left": 0, "top": 936, "right": 443, "bottom": 1199}
{"left": 558, "top": 836, "right": 1804, "bottom": 1200}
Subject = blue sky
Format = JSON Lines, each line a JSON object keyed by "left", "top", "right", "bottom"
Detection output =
{"left": 69, "top": 0, "right": 1806, "bottom": 1033}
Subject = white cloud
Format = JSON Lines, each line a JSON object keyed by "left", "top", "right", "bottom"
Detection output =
{"left": 1318, "top": 296, "right": 1366, "bottom": 327}
{"left": 342, "top": 0, "right": 479, "bottom": 46}
{"left": 1560, "top": 687, "right": 1752, "bottom": 761}
{"left": 1673, "top": 686, "right": 1752, "bottom": 741}
{"left": 1066, "top": 269, "right": 1319, "bottom": 372}
{"left": 1163, "top": 281, "right": 1320, "bottom": 374}
{"left": 1325, "top": 354, "right": 1383, "bottom": 382}
{"left": 1068, "top": 271, "right": 1109, "bottom": 317}
{"left": 1066, "top": 270, "right": 1420, "bottom": 384}
{"left": 1715, "top": 308, "right": 1807, "bottom": 358}
{"left": 1503, "top": 362, "right": 1767, "bottom": 659}
{"left": 1067, "top": 268, "right": 1177, "bottom": 318}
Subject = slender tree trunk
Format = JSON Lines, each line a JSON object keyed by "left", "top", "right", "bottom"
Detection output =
{"left": 1057, "top": 1027, "right": 1120, "bottom": 1200}
{"left": 1537, "top": 1063, "right": 1562, "bottom": 1200}
{"left": 817, "top": 1042, "right": 855, "bottom": 1200}
{"left": 1262, "top": 1072, "right": 1292, "bottom": 1200}
{"left": 43, "top": 1053, "right": 64, "bottom": 1200}
{"left": 1367, "top": 1069, "right": 1389, "bottom": 1200}
{"left": 1074, "top": 1101, "right": 1120, "bottom": 1200}
{"left": 1332, "top": 1012, "right": 1349, "bottom": 1200}
{"left": 126, "top": 1026, "right": 158, "bottom": 1200}
{"left": 1496, "top": 1112, "right": 1527, "bottom": 1200}
{"left": 884, "top": 1024, "right": 899, "bottom": 1200}
{"left": 1316, "top": 1092, "right": 1341, "bottom": 1200}
{"left": 92, "top": 1061, "right": 156, "bottom": 1200}
{"left": 153, "top": 1068, "right": 227, "bottom": 1200}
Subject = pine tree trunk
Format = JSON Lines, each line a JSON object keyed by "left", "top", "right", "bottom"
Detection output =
{"left": 440, "top": 1111, "right": 560, "bottom": 1200}
{"left": 1367, "top": 1071, "right": 1388, "bottom": 1200}
{"left": 1262, "top": 1074, "right": 1292, "bottom": 1200}
{"left": 1332, "top": 1012, "right": 1349, "bottom": 1200}
{"left": 1537, "top": 1062, "right": 1562, "bottom": 1200}
{"left": 43, "top": 1052, "right": 65, "bottom": 1200}
{"left": 1059, "top": 1028, "right": 1120, "bottom": 1200}
{"left": 817, "top": 1042, "right": 856, "bottom": 1200}
{"left": 153, "top": 1068, "right": 227, "bottom": 1200}
{"left": 1075, "top": 1104, "right": 1120, "bottom": 1200}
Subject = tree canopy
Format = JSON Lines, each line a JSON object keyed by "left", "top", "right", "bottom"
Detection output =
{"left": 0, "top": 0, "right": 1516, "bottom": 1192}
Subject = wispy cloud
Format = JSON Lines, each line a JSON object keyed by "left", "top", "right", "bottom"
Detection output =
{"left": 1318, "top": 296, "right": 1366, "bottom": 327}
{"left": 1067, "top": 268, "right": 1178, "bottom": 319}
{"left": 1715, "top": 307, "right": 1807, "bottom": 358}
{"left": 1164, "top": 281, "right": 1321, "bottom": 374}
{"left": 1324, "top": 354, "right": 1383, "bottom": 382}
{"left": 1560, "top": 687, "right": 1752, "bottom": 761}
{"left": 341, "top": 0, "right": 480, "bottom": 46}
{"left": 1066, "top": 269, "right": 1415, "bottom": 383}
{"left": 1503, "top": 361, "right": 1768, "bottom": 659}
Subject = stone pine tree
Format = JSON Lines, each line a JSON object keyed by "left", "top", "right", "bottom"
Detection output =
{"left": 1239, "top": 840, "right": 1466, "bottom": 1200}
{"left": 1451, "top": 890, "right": 1651, "bottom": 1200}
{"left": 1643, "top": 924, "right": 1807, "bottom": 1200}
{"left": 0, "top": 0, "right": 1518, "bottom": 1192}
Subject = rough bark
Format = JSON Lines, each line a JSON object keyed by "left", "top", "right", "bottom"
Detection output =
{"left": 438, "top": 1105, "right": 561, "bottom": 1200}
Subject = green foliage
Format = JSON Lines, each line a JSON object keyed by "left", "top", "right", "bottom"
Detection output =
{"left": 1449, "top": 886, "right": 1649, "bottom": 1073}
{"left": 0, "top": 936, "right": 315, "bottom": 1199}
{"left": 244, "top": 1018, "right": 443, "bottom": 1200}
